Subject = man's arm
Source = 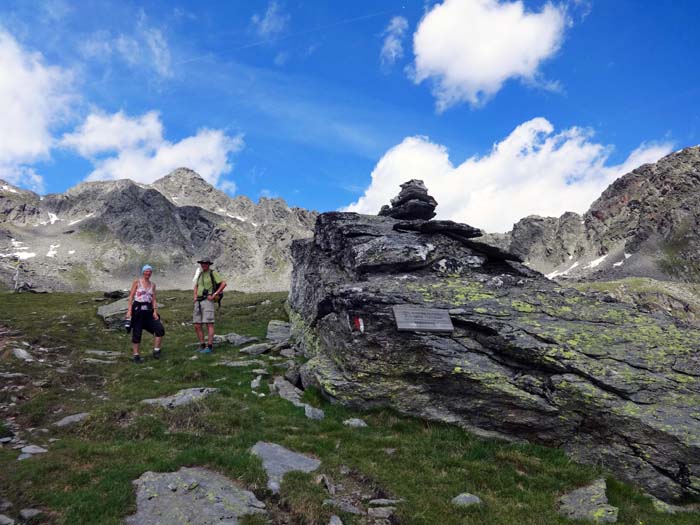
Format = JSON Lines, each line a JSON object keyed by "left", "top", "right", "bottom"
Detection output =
{"left": 212, "top": 272, "right": 226, "bottom": 298}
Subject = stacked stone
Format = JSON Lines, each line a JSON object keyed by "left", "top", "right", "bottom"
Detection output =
{"left": 378, "top": 179, "right": 437, "bottom": 220}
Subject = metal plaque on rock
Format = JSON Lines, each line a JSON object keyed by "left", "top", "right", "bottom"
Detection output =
{"left": 393, "top": 305, "right": 454, "bottom": 333}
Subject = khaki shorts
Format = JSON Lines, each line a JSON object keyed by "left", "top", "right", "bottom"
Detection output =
{"left": 193, "top": 299, "right": 216, "bottom": 324}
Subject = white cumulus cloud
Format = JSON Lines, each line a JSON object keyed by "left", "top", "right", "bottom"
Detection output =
{"left": 62, "top": 111, "right": 244, "bottom": 186}
{"left": 0, "top": 29, "right": 74, "bottom": 192}
{"left": 344, "top": 118, "right": 673, "bottom": 232}
{"left": 61, "top": 111, "right": 163, "bottom": 156}
{"left": 380, "top": 16, "right": 409, "bottom": 67}
{"left": 252, "top": 1, "right": 289, "bottom": 39}
{"left": 412, "top": 0, "right": 568, "bottom": 110}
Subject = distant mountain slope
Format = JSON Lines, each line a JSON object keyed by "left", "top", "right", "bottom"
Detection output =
{"left": 0, "top": 170, "right": 317, "bottom": 292}
{"left": 484, "top": 146, "right": 700, "bottom": 282}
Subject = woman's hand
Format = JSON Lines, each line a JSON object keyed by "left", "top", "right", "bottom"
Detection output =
{"left": 152, "top": 311, "right": 159, "bottom": 320}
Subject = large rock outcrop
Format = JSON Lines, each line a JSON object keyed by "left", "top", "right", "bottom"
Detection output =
{"left": 289, "top": 181, "right": 700, "bottom": 503}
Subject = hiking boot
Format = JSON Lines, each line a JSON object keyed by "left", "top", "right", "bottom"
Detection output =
{"left": 133, "top": 354, "right": 142, "bottom": 364}
{"left": 198, "top": 346, "right": 213, "bottom": 354}
{"left": 152, "top": 349, "right": 161, "bottom": 359}
{"left": 196, "top": 342, "right": 206, "bottom": 352}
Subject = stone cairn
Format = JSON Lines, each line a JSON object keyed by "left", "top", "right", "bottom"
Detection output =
{"left": 378, "top": 179, "right": 437, "bottom": 220}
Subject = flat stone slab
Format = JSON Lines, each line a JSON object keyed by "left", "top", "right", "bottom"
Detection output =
{"left": 0, "top": 514, "right": 15, "bottom": 525}
{"left": 343, "top": 418, "right": 368, "bottom": 428}
{"left": 270, "top": 377, "right": 325, "bottom": 420}
{"left": 85, "top": 350, "right": 122, "bottom": 358}
{"left": 21, "top": 445, "right": 48, "bottom": 455}
{"left": 141, "top": 388, "right": 219, "bottom": 409}
{"left": 266, "top": 320, "right": 291, "bottom": 343}
{"left": 558, "top": 479, "right": 618, "bottom": 523}
{"left": 53, "top": 412, "right": 90, "bottom": 427}
{"left": 212, "top": 332, "right": 259, "bottom": 347}
{"left": 239, "top": 343, "right": 272, "bottom": 356}
{"left": 82, "top": 358, "right": 116, "bottom": 365}
{"left": 251, "top": 441, "right": 321, "bottom": 493}
{"left": 218, "top": 359, "right": 266, "bottom": 368}
{"left": 124, "top": 466, "right": 266, "bottom": 525}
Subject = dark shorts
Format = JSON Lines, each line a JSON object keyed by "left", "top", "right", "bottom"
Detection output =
{"left": 131, "top": 303, "right": 165, "bottom": 343}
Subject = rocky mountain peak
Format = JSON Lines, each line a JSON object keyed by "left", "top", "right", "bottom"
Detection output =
{"left": 484, "top": 145, "right": 700, "bottom": 282}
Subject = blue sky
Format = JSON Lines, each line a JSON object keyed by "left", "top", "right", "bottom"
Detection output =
{"left": 1, "top": 0, "right": 698, "bottom": 231}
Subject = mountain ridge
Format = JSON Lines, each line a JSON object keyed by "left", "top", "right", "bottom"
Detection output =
{"left": 483, "top": 145, "right": 700, "bottom": 282}
{"left": 0, "top": 169, "right": 317, "bottom": 292}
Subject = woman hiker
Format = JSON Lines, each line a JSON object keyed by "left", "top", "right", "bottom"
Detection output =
{"left": 125, "top": 264, "right": 165, "bottom": 363}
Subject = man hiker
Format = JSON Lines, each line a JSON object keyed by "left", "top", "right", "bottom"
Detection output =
{"left": 193, "top": 257, "right": 226, "bottom": 353}
{"left": 125, "top": 264, "right": 165, "bottom": 363}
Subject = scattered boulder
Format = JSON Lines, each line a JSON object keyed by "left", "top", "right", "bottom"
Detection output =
{"left": 124, "top": 466, "right": 266, "bottom": 525}
{"left": 452, "top": 492, "right": 483, "bottom": 508}
{"left": 284, "top": 362, "right": 301, "bottom": 386}
{"left": 213, "top": 332, "right": 259, "bottom": 347}
{"left": 343, "top": 418, "right": 368, "bottom": 428}
{"left": 239, "top": 343, "right": 272, "bottom": 356}
{"left": 20, "top": 445, "right": 47, "bottom": 455}
{"left": 141, "top": 388, "right": 218, "bottom": 409}
{"left": 270, "top": 377, "right": 325, "bottom": 420}
{"left": 289, "top": 181, "right": 700, "bottom": 502}
{"left": 251, "top": 375, "right": 262, "bottom": 390}
{"left": 368, "top": 506, "right": 395, "bottom": 519}
{"left": 251, "top": 441, "right": 321, "bottom": 493}
{"left": 19, "top": 509, "right": 42, "bottom": 520}
{"left": 266, "top": 320, "right": 292, "bottom": 344}
{"left": 558, "top": 479, "right": 618, "bottom": 523}
{"left": 370, "top": 499, "right": 403, "bottom": 506}
{"left": 53, "top": 413, "right": 89, "bottom": 428}
{"left": 0, "top": 515, "right": 14, "bottom": 525}
{"left": 280, "top": 347, "right": 296, "bottom": 359}
{"left": 103, "top": 290, "right": 127, "bottom": 299}
{"left": 378, "top": 179, "right": 437, "bottom": 220}
{"left": 323, "top": 499, "right": 363, "bottom": 515}
{"left": 329, "top": 515, "right": 343, "bottom": 525}
{"left": 11, "top": 348, "right": 32, "bottom": 362}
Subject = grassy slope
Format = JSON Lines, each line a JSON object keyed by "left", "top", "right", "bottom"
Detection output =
{"left": 0, "top": 290, "right": 697, "bottom": 524}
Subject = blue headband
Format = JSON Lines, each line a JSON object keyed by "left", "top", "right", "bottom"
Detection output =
{"left": 142, "top": 264, "right": 153, "bottom": 274}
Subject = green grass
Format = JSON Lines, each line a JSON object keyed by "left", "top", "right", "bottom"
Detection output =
{"left": 0, "top": 290, "right": 698, "bottom": 524}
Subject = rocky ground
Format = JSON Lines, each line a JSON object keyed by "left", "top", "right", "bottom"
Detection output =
{"left": 2, "top": 291, "right": 699, "bottom": 524}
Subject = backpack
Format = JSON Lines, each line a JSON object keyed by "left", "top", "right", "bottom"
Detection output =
{"left": 198, "top": 270, "right": 224, "bottom": 309}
